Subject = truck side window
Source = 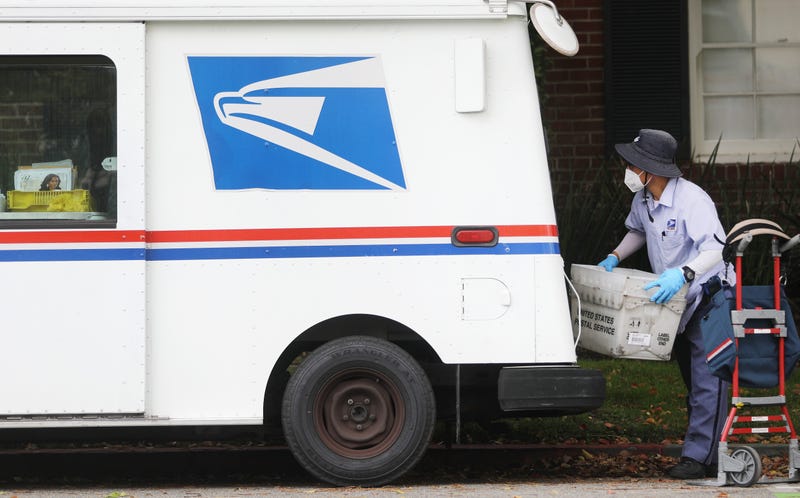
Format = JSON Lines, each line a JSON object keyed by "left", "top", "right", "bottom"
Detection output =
{"left": 0, "top": 55, "right": 116, "bottom": 228}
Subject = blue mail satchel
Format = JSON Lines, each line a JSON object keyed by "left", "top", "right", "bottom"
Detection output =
{"left": 699, "top": 282, "right": 800, "bottom": 388}
{"left": 699, "top": 281, "right": 737, "bottom": 382}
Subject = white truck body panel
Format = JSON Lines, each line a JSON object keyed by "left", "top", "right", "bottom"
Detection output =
{"left": 0, "top": 1, "right": 583, "bottom": 427}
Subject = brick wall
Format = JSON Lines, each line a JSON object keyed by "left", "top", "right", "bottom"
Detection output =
{"left": 0, "top": 103, "right": 44, "bottom": 191}
{"left": 0, "top": 103, "right": 44, "bottom": 164}
{"left": 536, "top": 0, "right": 606, "bottom": 196}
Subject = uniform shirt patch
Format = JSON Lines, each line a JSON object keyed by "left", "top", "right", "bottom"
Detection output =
{"left": 666, "top": 219, "right": 677, "bottom": 232}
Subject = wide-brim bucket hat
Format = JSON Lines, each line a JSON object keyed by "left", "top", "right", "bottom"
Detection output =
{"left": 615, "top": 129, "right": 682, "bottom": 178}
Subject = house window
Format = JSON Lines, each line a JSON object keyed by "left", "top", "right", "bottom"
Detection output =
{"left": 689, "top": 0, "right": 800, "bottom": 162}
{"left": 0, "top": 55, "right": 116, "bottom": 227}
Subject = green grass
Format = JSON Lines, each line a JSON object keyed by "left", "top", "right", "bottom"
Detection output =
{"left": 466, "top": 357, "right": 800, "bottom": 446}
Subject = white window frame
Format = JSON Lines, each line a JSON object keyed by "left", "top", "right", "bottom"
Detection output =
{"left": 688, "top": 0, "right": 800, "bottom": 163}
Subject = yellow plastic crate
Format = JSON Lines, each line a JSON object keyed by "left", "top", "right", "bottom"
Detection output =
{"left": 7, "top": 189, "right": 93, "bottom": 212}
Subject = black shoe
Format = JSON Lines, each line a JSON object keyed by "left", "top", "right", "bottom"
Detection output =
{"left": 668, "top": 457, "right": 707, "bottom": 479}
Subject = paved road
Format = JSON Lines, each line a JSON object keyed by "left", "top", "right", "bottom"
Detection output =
{"left": 2, "top": 442, "right": 800, "bottom": 497}
{"left": 4, "top": 478, "right": 800, "bottom": 497}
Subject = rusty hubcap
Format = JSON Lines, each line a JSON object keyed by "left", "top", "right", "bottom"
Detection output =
{"left": 314, "top": 369, "right": 405, "bottom": 458}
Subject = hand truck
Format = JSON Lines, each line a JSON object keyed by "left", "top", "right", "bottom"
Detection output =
{"left": 713, "top": 219, "right": 800, "bottom": 486}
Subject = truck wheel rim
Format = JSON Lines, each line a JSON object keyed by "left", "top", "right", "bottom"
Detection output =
{"left": 313, "top": 368, "right": 405, "bottom": 458}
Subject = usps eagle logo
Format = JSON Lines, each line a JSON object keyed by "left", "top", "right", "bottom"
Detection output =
{"left": 188, "top": 56, "right": 406, "bottom": 190}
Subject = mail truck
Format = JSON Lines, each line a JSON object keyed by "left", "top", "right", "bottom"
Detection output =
{"left": 0, "top": 0, "right": 603, "bottom": 486}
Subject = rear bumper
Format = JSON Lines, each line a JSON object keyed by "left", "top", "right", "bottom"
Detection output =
{"left": 498, "top": 365, "right": 605, "bottom": 414}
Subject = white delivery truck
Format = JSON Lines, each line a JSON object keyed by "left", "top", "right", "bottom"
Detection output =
{"left": 0, "top": 0, "right": 603, "bottom": 486}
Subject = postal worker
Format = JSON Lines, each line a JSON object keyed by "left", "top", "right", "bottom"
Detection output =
{"left": 597, "top": 129, "right": 736, "bottom": 479}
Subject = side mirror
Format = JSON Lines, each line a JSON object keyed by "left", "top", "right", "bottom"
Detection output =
{"left": 529, "top": 0, "right": 579, "bottom": 57}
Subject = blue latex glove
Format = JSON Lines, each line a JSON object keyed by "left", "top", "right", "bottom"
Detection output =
{"left": 643, "top": 268, "right": 686, "bottom": 304}
{"left": 598, "top": 254, "right": 619, "bottom": 272}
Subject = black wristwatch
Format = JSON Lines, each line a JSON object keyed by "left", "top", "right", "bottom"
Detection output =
{"left": 682, "top": 266, "right": 696, "bottom": 282}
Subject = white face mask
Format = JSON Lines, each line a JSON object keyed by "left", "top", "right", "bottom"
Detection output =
{"left": 624, "top": 168, "right": 647, "bottom": 193}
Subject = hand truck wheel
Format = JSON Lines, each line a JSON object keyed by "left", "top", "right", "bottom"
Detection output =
{"left": 728, "top": 446, "right": 761, "bottom": 487}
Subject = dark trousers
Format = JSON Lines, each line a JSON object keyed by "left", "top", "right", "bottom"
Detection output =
{"left": 673, "top": 302, "right": 730, "bottom": 465}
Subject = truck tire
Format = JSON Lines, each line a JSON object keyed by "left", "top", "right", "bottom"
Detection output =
{"left": 281, "top": 335, "right": 435, "bottom": 486}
